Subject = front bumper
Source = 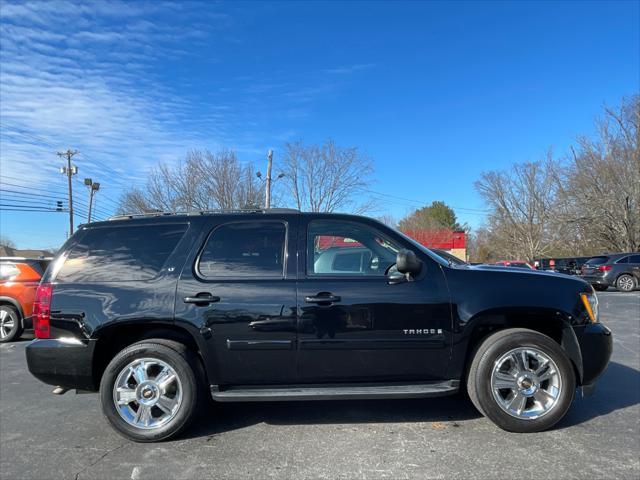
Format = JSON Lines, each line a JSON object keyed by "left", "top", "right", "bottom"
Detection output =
{"left": 573, "top": 322, "right": 613, "bottom": 386}
{"left": 26, "top": 338, "right": 97, "bottom": 391}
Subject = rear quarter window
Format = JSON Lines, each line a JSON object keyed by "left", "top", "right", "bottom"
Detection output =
{"left": 55, "top": 224, "right": 188, "bottom": 282}
{"left": 0, "top": 262, "right": 19, "bottom": 281}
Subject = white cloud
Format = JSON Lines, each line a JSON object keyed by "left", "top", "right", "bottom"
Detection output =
{"left": 0, "top": 0, "right": 221, "bottom": 199}
{"left": 0, "top": 0, "right": 377, "bottom": 212}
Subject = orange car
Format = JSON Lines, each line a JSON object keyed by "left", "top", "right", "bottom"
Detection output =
{"left": 0, "top": 257, "right": 51, "bottom": 342}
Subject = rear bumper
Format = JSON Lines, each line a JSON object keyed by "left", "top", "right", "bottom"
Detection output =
{"left": 25, "top": 338, "right": 97, "bottom": 391}
{"left": 579, "top": 274, "right": 612, "bottom": 286}
{"left": 574, "top": 323, "right": 613, "bottom": 386}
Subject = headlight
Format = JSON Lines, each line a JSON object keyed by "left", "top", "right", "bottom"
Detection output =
{"left": 580, "top": 292, "right": 599, "bottom": 323}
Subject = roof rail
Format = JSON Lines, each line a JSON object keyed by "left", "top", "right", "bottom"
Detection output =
{"left": 108, "top": 208, "right": 300, "bottom": 221}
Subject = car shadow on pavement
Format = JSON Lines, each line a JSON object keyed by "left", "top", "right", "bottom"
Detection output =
{"left": 183, "top": 393, "right": 481, "bottom": 439}
{"left": 183, "top": 361, "right": 639, "bottom": 439}
{"left": 557, "top": 361, "right": 640, "bottom": 429}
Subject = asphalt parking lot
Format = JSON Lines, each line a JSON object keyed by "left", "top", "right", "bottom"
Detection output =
{"left": 1, "top": 291, "right": 638, "bottom": 480}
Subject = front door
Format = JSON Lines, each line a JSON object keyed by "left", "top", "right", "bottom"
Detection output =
{"left": 176, "top": 217, "right": 298, "bottom": 385}
{"left": 296, "top": 217, "right": 452, "bottom": 383}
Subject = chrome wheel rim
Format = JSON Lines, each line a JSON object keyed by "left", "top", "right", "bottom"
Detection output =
{"left": 113, "top": 357, "right": 183, "bottom": 430}
{"left": 491, "top": 347, "right": 562, "bottom": 420}
{"left": 618, "top": 275, "right": 635, "bottom": 291}
{"left": 0, "top": 310, "right": 15, "bottom": 339}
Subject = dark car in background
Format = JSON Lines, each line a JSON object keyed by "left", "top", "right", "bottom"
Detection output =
{"left": 493, "top": 260, "right": 534, "bottom": 269}
{"left": 536, "top": 257, "right": 591, "bottom": 276}
{"left": 580, "top": 253, "right": 640, "bottom": 292}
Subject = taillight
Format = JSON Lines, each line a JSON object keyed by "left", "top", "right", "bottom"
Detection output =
{"left": 33, "top": 283, "right": 53, "bottom": 339}
{"left": 598, "top": 265, "right": 612, "bottom": 272}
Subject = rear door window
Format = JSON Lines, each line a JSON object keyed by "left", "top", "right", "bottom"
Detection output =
{"left": 616, "top": 256, "right": 629, "bottom": 264}
{"left": 197, "top": 221, "right": 287, "bottom": 278}
{"left": 56, "top": 224, "right": 188, "bottom": 282}
{"left": 628, "top": 255, "right": 640, "bottom": 264}
{"left": 585, "top": 256, "right": 608, "bottom": 265}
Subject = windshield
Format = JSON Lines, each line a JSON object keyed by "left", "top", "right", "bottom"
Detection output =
{"left": 433, "top": 249, "right": 467, "bottom": 265}
{"left": 585, "top": 256, "right": 608, "bottom": 265}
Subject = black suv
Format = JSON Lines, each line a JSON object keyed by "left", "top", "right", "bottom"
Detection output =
{"left": 580, "top": 253, "right": 640, "bottom": 292}
{"left": 26, "top": 210, "right": 612, "bottom": 442}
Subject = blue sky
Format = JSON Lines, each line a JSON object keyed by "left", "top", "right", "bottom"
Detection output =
{"left": 0, "top": 0, "right": 638, "bottom": 250}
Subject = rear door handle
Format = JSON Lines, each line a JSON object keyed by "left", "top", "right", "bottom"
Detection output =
{"left": 183, "top": 293, "right": 220, "bottom": 305}
{"left": 305, "top": 294, "right": 341, "bottom": 304}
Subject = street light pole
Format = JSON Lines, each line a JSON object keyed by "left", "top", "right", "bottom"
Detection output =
{"left": 265, "top": 149, "right": 273, "bottom": 209}
{"left": 84, "top": 178, "right": 100, "bottom": 223}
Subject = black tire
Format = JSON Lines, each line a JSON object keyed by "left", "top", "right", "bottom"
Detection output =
{"left": 615, "top": 274, "right": 636, "bottom": 293}
{"left": 592, "top": 284, "right": 608, "bottom": 292}
{"left": 0, "top": 305, "right": 23, "bottom": 343}
{"left": 100, "top": 340, "right": 201, "bottom": 442}
{"left": 467, "top": 328, "right": 576, "bottom": 433}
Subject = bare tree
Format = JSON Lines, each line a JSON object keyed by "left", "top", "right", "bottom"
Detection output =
{"left": 281, "top": 139, "right": 375, "bottom": 213}
{"left": 475, "top": 152, "right": 562, "bottom": 262}
{"left": 117, "top": 149, "right": 264, "bottom": 214}
{"left": 467, "top": 227, "right": 499, "bottom": 264}
{"left": 557, "top": 95, "right": 640, "bottom": 252}
{"left": 376, "top": 214, "right": 397, "bottom": 228}
{"left": 0, "top": 235, "right": 16, "bottom": 248}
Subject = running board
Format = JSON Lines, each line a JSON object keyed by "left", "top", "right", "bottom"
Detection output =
{"left": 210, "top": 380, "right": 459, "bottom": 402}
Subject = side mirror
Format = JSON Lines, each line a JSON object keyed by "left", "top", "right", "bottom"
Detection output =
{"left": 396, "top": 249, "right": 422, "bottom": 276}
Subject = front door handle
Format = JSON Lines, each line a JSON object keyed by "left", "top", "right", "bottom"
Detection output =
{"left": 305, "top": 294, "right": 341, "bottom": 304}
{"left": 183, "top": 293, "right": 220, "bottom": 305}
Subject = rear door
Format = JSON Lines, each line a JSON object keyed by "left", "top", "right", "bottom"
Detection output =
{"left": 296, "top": 217, "right": 452, "bottom": 383}
{"left": 175, "top": 216, "right": 298, "bottom": 385}
{"left": 626, "top": 254, "right": 640, "bottom": 283}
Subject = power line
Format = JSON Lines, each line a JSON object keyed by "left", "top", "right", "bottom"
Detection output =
{"left": 0, "top": 123, "right": 58, "bottom": 148}
{"left": 0, "top": 196, "right": 64, "bottom": 207}
{"left": 0, "top": 176, "right": 119, "bottom": 214}
{"left": 0, "top": 207, "right": 67, "bottom": 213}
{"left": 0, "top": 188, "right": 67, "bottom": 202}
{"left": 356, "top": 187, "right": 489, "bottom": 213}
{"left": 0, "top": 203, "right": 64, "bottom": 211}
{"left": 0, "top": 180, "right": 69, "bottom": 196}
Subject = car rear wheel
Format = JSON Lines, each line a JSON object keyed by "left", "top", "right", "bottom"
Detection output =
{"left": 592, "top": 284, "right": 608, "bottom": 291}
{"left": 100, "top": 340, "right": 200, "bottom": 442}
{"left": 0, "top": 306, "right": 23, "bottom": 343}
{"left": 616, "top": 274, "right": 636, "bottom": 292}
{"left": 467, "top": 328, "right": 575, "bottom": 433}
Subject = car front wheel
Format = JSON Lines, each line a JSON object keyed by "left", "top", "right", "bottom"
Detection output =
{"left": 100, "top": 340, "right": 200, "bottom": 442}
{"left": 467, "top": 328, "right": 576, "bottom": 433}
{"left": 616, "top": 274, "right": 636, "bottom": 292}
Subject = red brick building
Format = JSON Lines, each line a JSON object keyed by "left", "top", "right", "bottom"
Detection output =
{"left": 402, "top": 229, "right": 467, "bottom": 261}
{"left": 316, "top": 229, "right": 467, "bottom": 262}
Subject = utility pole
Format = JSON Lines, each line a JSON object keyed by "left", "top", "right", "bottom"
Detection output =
{"left": 84, "top": 178, "right": 100, "bottom": 223}
{"left": 265, "top": 149, "right": 273, "bottom": 209}
{"left": 58, "top": 150, "right": 78, "bottom": 236}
